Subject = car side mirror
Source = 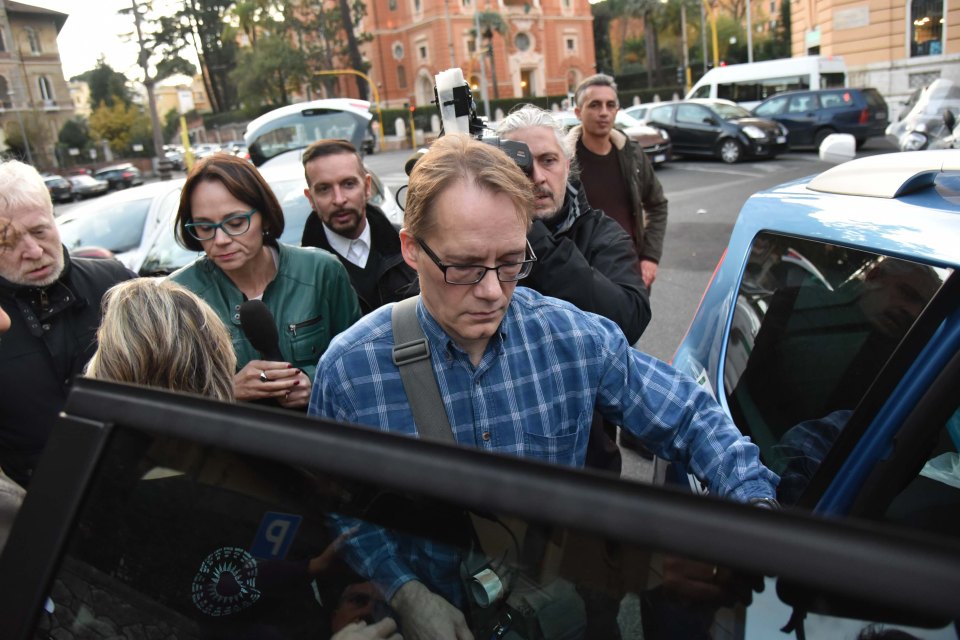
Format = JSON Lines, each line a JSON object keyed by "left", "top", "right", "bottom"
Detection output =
{"left": 703, "top": 116, "right": 718, "bottom": 125}
{"left": 944, "top": 109, "right": 956, "bottom": 131}
{"left": 819, "top": 133, "right": 856, "bottom": 164}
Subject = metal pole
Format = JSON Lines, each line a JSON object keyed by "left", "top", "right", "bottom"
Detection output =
{"left": 474, "top": 9, "right": 491, "bottom": 119}
{"left": 700, "top": 1, "right": 708, "bottom": 72}
{"left": 746, "top": 0, "right": 753, "bottom": 63}
{"left": 681, "top": 3, "right": 691, "bottom": 92}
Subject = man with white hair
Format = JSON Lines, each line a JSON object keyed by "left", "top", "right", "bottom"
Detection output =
{"left": 0, "top": 160, "right": 133, "bottom": 487}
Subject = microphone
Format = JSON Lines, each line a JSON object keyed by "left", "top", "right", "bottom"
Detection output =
{"left": 239, "top": 300, "right": 284, "bottom": 362}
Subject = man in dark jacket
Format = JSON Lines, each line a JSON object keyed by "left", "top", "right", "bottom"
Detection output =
{"left": 496, "top": 105, "right": 651, "bottom": 344}
{"left": 569, "top": 73, "right": 669, "bottom": 291}
{"left": 0, "top": 160, "right": 134, "bottom": 487}
{"left": 301, "top": 139, "right": 417, "bottom": 315}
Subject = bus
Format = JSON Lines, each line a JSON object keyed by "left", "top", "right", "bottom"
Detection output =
{"left": 686, "top": 56, "right": 848, "bottom": 109}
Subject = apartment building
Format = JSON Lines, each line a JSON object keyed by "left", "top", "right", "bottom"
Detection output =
{"left": 361, "top": 0, "right": 596, "bottom": 109}
{"left": 0, "top": 0, "right": 75, "bottom": 168}
{"left": 793, "top": 0, "right": 960, "bottom": 108}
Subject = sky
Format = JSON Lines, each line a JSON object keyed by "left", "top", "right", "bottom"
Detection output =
{"left": 29, "top": 0, "right": 194, "bottom": 84}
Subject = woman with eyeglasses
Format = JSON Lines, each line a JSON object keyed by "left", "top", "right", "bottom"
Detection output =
{"left": 171, "top": 154, "right": 361, "bottom": 410}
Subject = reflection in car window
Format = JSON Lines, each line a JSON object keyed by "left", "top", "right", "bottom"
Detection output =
{"left": 677, "top": 104, "right": 708, "bottom": 125}
{"left": 59, "top": 198, "right": 152, "bottom": 253}
{"left": 33, "top": 427, "right": 957, "bottom": 640}
{"left": 249, "top": 110, "right": 366, "bottom": 165}
{"left": 650, "top": 106, "right": 673, "bottom": 125}
{"left": 755, "top": 96, "right": 787, "bottom": 117}
{"left": 724, "top": 232, "right": 947, "bottom": 506}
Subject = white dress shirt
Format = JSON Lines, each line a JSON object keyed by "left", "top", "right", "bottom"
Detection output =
{"left": 323, "top": 221, "right": 371, "bottom": 268}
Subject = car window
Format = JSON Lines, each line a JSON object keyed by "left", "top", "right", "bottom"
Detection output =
{"left": 722, "top": 232, "right": 949, "bottom": 506}
{"left": 787, "top": 94, "right": 817, "bottom": 113}
{"left": 819, "top": 90, "right": 854, "bottom": 109}
{"left": 58, "top": 198, "right": 152, "bottom": 254}
{"left": 29, "top": 418, "right": 959, "bottom": 640}
{"left": 755, "top": 96, "right": 787, "bottom": 117}
{"left": 248, "top": 109, "right": 368, "bottom": 166}
{"left": 649, "top": 106, "right": 673, "bottom": 125}
{"left": 676, "top": 104, "right": 709, "bottom": 124}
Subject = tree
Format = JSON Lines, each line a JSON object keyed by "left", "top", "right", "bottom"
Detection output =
{"left": 74, "top": 58, "right": 132, "bottom": 109}
{"left": 473, "top": 12, "right": 508, "bottom": 99}
{"left": 591, "top": 1, "right": 615, "bottom": 74}
{"left": 89, "top": 101, "right": 151, "bottom": 155}
{"left": 58, "top": 118, "right": 91, "bottom": 150}
{"left": 148, "top": 0, "right": 237, "bottom": 113}
{"left": 231, "top": 33, "right": 309, "bottom": 108}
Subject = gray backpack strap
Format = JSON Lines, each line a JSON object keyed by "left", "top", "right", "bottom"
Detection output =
{"left": 391, "top": 296, "right": 455, "bottom": 444}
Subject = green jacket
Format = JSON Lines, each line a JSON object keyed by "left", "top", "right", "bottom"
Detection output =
{"left": 171, "top": 244, "right": 361, "bottom": 381}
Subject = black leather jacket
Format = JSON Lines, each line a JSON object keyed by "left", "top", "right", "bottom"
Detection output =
{"left": 0, "top": 248, "right": 133, "bottom": 486}
{"left": 523, "top": 182, "right": 651, "bottom": 343}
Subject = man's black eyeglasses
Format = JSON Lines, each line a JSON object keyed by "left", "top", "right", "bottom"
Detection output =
{"left": 416, "top": 237, "right": 537, "bottom": 285}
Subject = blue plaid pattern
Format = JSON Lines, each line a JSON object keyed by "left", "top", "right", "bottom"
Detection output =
{"left": 310, "top": 287, "right": 778, "bottom": 600}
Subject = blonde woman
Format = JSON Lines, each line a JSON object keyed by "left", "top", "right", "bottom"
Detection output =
{"left": 86, "top": 278, "right": 236, "bottom": 401}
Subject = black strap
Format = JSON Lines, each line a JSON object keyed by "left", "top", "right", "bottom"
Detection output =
{"left": 391, "top": 296, "right": 455, "bottom": 444}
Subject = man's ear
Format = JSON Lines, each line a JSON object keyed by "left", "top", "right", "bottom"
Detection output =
{"left": 363, "top": 173, "right": 373, "bottom": 201}
{"left": 574, "top": 104, "right": 582, "bottom": 120}
{"left": 303, "top": 188, "right": 315, "bottom": 211}
{"left": 399, "top": 228, "right": 419, "bottom": 272}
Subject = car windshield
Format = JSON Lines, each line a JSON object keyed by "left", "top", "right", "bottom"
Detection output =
{"left": 58, "top": 198, "right": 152, "bottom": 254}
{"left": 616, "top": 111, "right": 644, "bottom": 127}
{"left": 711, "top": 102, "right": 754, "bottom": 120}
{"left": 248, "top": 108, "right": 369, "bottom": 166}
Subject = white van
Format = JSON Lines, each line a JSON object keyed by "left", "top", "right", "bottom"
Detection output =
{"left": 686, "top": 56, "right": 848, "bottom": 109}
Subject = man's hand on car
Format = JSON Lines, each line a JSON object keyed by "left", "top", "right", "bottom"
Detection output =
{"left": 331, "top": 617, "right": 403, "bottom": 640}
{"left": 390, "top": 580, "right": 473, "bottom": 640}
{"left": 660, "top": 555, "right": 764, "bottom": 608}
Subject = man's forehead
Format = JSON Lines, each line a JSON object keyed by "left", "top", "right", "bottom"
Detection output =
{"left": 583, "top": 85, "right": 618, "bottom": 103}
{"left": 506, "top": 126, "right": 563, "bottom": 155}
{"left": 3, "top": 206, "right": 53, "bottom": 227}
{"left": 305, "top": 152, "right": 365, "bottom": 181}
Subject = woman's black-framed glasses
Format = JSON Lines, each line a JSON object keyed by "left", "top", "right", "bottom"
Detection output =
{"left": 184, "top": 209, "right": 257, "bottom": 241}
{"left": 416, "top": 237, "right": 537, "bottom": 285}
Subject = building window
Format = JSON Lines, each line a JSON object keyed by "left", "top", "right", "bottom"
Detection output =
{"left": 418, "top": 44, "right": 428, "bottom": 60}
{"left": 397, "top": 65, "right": 407, "bottom": 89}
{"left": 910, "top": 0, "right": 944, "bottom": 56}
{"left": 25, "top": 27, "right": 41, "bottom": 54}
{"left": 38, "top": 76, "right": 53, "bottom": 102}
{"left": 0, "top": 29, "right": 6, "bottom": 52}
{"left": 388, "top": 0, "right": 397, "bottom": 9}
{"left": 0, "top": 76, "right": 9, "bottom": 108}
{"left": 515, "top": 32, "right": 531, "bottom": 52}
{"left": 562, "top": 0, "right": 571, "bottom": 8}
{"left": 413, "top": 0, "right": 421, "bottom": 12}
{"left": 565, "top": 37, "right": 576, "bottom": 53}
{"left": 392, "top": 42, "right": 405, "bottom": 60}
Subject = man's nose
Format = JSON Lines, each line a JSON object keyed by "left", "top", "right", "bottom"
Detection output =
{"left": 473, "top": 268, "right": 503, "bottom": 299}
{"left": 332, "top": 186, "right": 347, "bottom": 204}
{"left": 20, "top": 235, "right": 43, "bottom": 259}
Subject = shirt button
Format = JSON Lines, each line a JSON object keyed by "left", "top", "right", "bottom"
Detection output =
{"left": 481, "top": 432, "right": 491, "bottom": 441}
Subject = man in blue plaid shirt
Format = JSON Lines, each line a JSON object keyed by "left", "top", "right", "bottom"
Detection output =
{"left": 309, "top": 134, "right": 778, "bottom": 639}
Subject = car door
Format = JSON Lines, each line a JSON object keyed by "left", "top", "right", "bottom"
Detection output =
{"left": 780, "top": 92, "right": 820, "bottom": 145}
{"left": 647, "top": 104, "right": 678, "bottom": 150}
{"left": 676, "top": 103, "right": 723, "bottom": 155}
{"left": 3, "top": 379, "right": 958, "bottom": 640}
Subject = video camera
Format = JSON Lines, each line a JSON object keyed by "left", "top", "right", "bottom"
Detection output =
{"left": 404, "top": 68, "right": 532, "bottom": 177}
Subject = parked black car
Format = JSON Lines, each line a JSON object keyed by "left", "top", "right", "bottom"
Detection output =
{"left": 93, "top": 163, "right": 144, "bottom": 190}
{"left": 647, "top": 99, "right": 788, "bottom": 163}
{"left": 43, "top": 175, "right": 73, "bottom": 204}
{"left": 752, "top": 87, "right": 889, "bottom": 149}
{"left": 67, "top": 175, "right": 109, "bottom": 200}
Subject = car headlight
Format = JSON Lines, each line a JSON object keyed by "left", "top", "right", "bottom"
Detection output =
{"left": 779, "top": 124, "right": 789, "bottom": 137}
{"left": 658, "top": 128, "right": 669, "bottom": 141}
{"left": 742, "top": 125, "right": 766, "bottom": 139}
{"left": 902, "top": 132, "right": 928, "bottom": 151}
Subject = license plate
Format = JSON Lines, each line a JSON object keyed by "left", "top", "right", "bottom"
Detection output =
{"left": 654, "top": 154, "right": 666, "bottom": 163}
{"left": 877, "top": 112, "right": 886, "bottom": 120}
{"left": 776, "top": 136, "right": 786, "bottom": 144}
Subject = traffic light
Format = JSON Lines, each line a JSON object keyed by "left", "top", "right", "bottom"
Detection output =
{"left": 676, "top": 66, "right": 684, "bottom": 85}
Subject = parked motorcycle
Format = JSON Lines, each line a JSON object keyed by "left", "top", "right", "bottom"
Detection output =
{"left": 886, "top": 78, "right": 960, "bottom": 151}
